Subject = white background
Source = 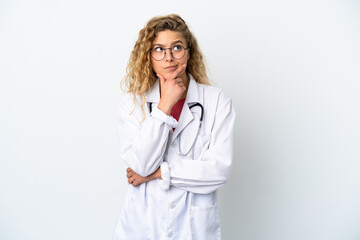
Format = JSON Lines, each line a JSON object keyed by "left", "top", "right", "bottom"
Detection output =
{"left": 1, "top": 0, "right": 359, "bottom": 239}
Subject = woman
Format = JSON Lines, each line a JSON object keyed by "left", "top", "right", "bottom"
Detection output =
{"left": 113, "top": 14, "right": 235, "bottom": 240}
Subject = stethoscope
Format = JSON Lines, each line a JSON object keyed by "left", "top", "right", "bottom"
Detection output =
{"left": 149, "top": 102, "right": 204, "bottom": 156}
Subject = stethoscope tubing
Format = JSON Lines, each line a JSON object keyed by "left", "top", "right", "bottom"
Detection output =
{"left": 149, "top": 102, "right": 204, "bottom": 156}
{"left": 148, "top": 102, "right": 203, "bottom": 121}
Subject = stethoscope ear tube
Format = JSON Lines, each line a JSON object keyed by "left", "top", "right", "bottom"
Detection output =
{"left": 149, "top": 102, "right": 153, "bottom": 114}
{"left": 189, "top": 103, "right": 204, "bottom": 121}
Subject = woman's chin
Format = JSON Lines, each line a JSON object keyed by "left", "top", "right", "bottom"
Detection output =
{"left": 159, "top": 73, "right": 172, "bottom": 80}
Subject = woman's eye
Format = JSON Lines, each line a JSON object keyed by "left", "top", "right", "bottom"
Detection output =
{"left": 154, "top": 47, "right": 163, "bottom": 52}
{"left": 173, "top": 45, "right": 182, "bottom": 51}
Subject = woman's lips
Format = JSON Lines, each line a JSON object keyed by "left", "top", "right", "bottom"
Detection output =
{"left": 165, "top": 65, "right": 177, "bottom": 71}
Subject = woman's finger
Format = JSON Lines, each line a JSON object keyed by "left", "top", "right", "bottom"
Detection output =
{"left": 128, "top": 177, "right": 134, "bottom": 184}
{"left": 126, "top": 172, "right": 132, "bottom": 178}
{"left": 172, "top": 64, "right": 186, "bottom": 79}
{"left": 132, "top": 179, "right": 138, "bottom": 187}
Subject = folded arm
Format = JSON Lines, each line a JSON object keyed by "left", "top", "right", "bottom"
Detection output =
{"left": 123, "top": 91, "right": 235, "bottom": 194}
{"left": 118, "top": 99, "right": 177, "bottom": 177}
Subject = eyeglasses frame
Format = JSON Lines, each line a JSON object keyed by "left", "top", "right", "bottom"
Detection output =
{"left": 150, "top": 46, "right": 190, "bottom": 61}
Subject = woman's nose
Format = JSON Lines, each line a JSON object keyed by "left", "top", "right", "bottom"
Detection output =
{"left": 164, "top": 49, "right": 174, "bottom": 61}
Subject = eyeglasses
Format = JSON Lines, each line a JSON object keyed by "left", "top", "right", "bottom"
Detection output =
{"left": 150, "top": 45, "right": 189, "bottom": 61}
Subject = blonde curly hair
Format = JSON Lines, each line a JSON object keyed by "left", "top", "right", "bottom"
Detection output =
{"left": 121, "top": 14, "right": 210, "bottom": 116}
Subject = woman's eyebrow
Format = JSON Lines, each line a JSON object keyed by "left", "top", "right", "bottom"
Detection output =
{"left": 153, "top": 40, "right": 184, "bottom": 47}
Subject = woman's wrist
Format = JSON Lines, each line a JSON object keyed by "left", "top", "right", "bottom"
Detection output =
{"left": 157, "top": 167, "right": 162, "bottom": 180}
{"left": 157, "top": 101, "right": 172, "bottom": 115}
{"left": 146, "top": 168, "right": 161, "bottom": 181}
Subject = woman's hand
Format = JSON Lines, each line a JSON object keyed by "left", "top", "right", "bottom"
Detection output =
{"left": 157, "top": 64, "right": 187, "bottom": 115}
{"left": 127, "top": 167, "right": 162, "bottom": 187}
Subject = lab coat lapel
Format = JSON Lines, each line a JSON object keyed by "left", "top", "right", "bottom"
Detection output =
{"left": 170, "top": 76, "right": 201, "bottom": 144}
{"left": 171, "top": 103, "right": 194, "bottom": 144}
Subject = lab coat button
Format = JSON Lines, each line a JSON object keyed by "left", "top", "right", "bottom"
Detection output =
{"left": 167, "top": 231, "right": 173, "bottom": 238}
{"left": 170, "top": 202, "right": 176, "bottom": 209}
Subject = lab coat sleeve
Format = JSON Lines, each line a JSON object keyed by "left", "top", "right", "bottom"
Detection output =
{"left": 162, "top": 91, "right": 235, "bottom": 194}
{"left": 118, "top": 99, "right": 178, "bottom": 177}
{"left": 159, "top": 162, "right": 170, "bottom": 191}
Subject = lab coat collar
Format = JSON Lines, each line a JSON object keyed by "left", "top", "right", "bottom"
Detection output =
{"left": 184, "top": 74, "right": 201, "bottom": 104}
{"left": 145, "top": 79, "right": 161, "bottom": 103}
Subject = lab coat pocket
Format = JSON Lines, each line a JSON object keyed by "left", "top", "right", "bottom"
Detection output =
{"left": 117, "top": 196, "right": 151, "bottom": 240}
{"left": 190, "top": 203, "right": 221, "bottom": 240}
{"left": 193, "top": 134, "right": 211, "bottom": 160}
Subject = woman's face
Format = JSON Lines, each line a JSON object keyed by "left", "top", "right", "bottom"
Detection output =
{"left": 150, "top": 30, "right": 190, "bottom": 80}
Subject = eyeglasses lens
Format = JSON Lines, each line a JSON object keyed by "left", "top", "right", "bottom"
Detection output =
{"left": 151, "top": 46, "right": 185, "bottom": 61}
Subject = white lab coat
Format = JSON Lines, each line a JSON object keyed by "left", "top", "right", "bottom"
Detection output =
{"left": 113, "top": 75, "right": 235, "bottom": 240}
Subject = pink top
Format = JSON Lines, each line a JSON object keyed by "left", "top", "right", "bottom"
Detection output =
{"left": 170, "top": 99, "right": 185, "bottom": 129}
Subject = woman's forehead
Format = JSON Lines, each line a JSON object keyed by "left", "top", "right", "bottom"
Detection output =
{"left": 153, "top": 30, "right": 186, "bottom": 45}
